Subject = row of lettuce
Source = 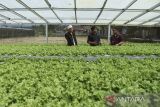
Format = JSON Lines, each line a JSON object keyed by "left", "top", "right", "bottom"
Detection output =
{"left": 0, "top": 58, "right": 159, "bottom": 107}
{"left": 0, "top": 43, "right": 160, "bottom": 56}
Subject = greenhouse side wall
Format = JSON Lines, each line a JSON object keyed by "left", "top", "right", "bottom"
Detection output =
{"left": 0, "top": 25, "right": 160, "bottom": 44}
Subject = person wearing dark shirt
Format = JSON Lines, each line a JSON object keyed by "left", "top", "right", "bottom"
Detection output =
{"left": 65, "top": 25, "right": 77, "bottom": 46}
{"left": 87, "top": 26, "right": 101, "bottom": 46}
{"left": 110, "top": 29, "right": 123, "bottom": 46}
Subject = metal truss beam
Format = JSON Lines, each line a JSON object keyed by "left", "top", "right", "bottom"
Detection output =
{"left": 94, "top": 0, "right": 108, "bottom": 23}
{"left": 16, "top": 0, "right": 49, "bottom": 24}
{"left": 0, "top": 4, "right": 34, "bottom": 23}
{"left": 109, "top": 0, "right": 137, "bottom": 24}
{"left": 124, "top": 2, "right": 160, "bottom": 24}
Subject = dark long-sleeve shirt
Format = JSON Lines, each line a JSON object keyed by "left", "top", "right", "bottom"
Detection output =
{"left": 65, "top": 32, "right": 77, "bottom": 46}
{"left": 87, "top": 33, "right": 101, "bottom": 46}
{"left": 110, "top": 35, "right": 123, "bottom": 45}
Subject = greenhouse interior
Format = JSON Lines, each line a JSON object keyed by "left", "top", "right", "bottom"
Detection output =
{"left": 0, "top": 0, "right": 160, "bottom": 107}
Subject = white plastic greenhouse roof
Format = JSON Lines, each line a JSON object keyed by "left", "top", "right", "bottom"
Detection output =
{"left": 0, "top": 0, "right": 160, "bottom": 26}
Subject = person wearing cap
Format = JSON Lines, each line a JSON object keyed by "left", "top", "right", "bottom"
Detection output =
{"left": 87, "top": 26, "right": 101, "bottom": 46}
{"left": 110, "top": 28, "right": 124, "bottom": 46}
{"left": 65, "top": 25, "right": 78, "bottom": 46}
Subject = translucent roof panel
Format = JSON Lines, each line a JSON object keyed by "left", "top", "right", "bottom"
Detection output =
{"left": 62, "top": 19, "right": 76, "bottom": 23}
{"left": 15, "top": 11, "right": 40, "bottom": 19}
{"left": 99, "top": 11, "right": 121, "bottom": 20}
{"left": 129, "top": 0, "right": 160, "bottom": 9}
{"left": 77, "top": 11, "right": 99, "bottom": 19}
{"left": 154, "top": 17, "right": 160, "bottom": 21}
{"left": 77, "top": 0, "right": 105, "bottom": 8}
{"left": 105, "top": 0, "right": 133, "bottom": 9}
{"left": 0, "top": 11, "right": 21, "bottom": 19}
{"left": 46, "top": 19, "right": 60, "bottom": 23}
{"left": 112, "top": 21, "right": 127, "bottom": 25}
{"left": 116, "top": 12, "right": 142, "bottom": 21}
{"left": 54, "top": 11, "right": 75, "bottom": 19}
{"left": 78, "top": 20, "right": 95, "bottom": 23}
{"left": 48, "top": 0, "right": 74, "bottom": 8}
{"left": 13, "top": 19, "right": 31, "bottom": 23}
{"left": 143, "top": 22, "right": 158, "bottom": 25}
{"left": 0, "top": 17, "right": 3, "bottom": 20}
{"left": 31, "top": 19, "right": 45, "bottom": 23}
{"left": 0, "top": 21, "right": 4, "bottom": 23}
{"left": 20, "top": 0, "right": 48, "bottom": 8}
{"left": 0, "top": 0, "right": 24, "bottom": 8}
{"left": 0, "top": 0, "right": 159, "bottom": 26}
{"left": 96, "top": 20, "right": 110, "bottom": 24}
{"left": 128, "top": 21, "right": 142, "bottom": 25}
{"left": 155, "top": 22, "right": 160, "bottom": 25}
{"left": 3, "top": 20, "right": 17, "bottom": 23}
{"left": 134, "top": 12, "right": 160, "bottom": 22}
{"left": 34, "top": 10, "right": 58, "bottom": 19}
{"left": 155, "top": 6, "right": 160, "bottom": 10}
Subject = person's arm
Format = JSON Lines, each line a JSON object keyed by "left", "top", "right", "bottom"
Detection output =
{"left": 73, "top": 34, "right": 78, "bottom": 45}
{"left": 110, "top": 36, "right": 116, "bottom": 45}
{"left": 87, "top": 40, "right": 97, "bottom": 44}
{"left": 65, "top": 33, "right": 72, "bottom": 46}
{"left": 65, "top": 33, "right": 69, "bottom": 41}
{"left": 97, "top": 35, "right": 101, "bottom": 45}
{"left": 87, "top": 34, "right": 99, "bottom": 45}
{"left": 88, "top": 41, "right": 98, "bottom": 44}
{"left": 116, "top": 42, "right": 124, "bottom": 46}
{"left": 116, "top": 36, "right": 124, "bottom": 46}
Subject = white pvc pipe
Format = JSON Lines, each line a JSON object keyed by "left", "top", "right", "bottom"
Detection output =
{"left": 108, "top": 24, "right": 111, "bottom": 44}
{"left": 45, "top": 24, "right": 48, "bottom": 43}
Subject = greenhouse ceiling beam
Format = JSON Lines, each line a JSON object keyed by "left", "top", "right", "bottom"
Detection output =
{"left": 9, "top": 17, "right": 99, "bottom": 21}
{"left": 12, "top": 22, "right": 158, "bottom": 27}
{"left": 108, "top": 24, "right": 111, "bottom": 43}
{"left": 74, "top": 0, "right": 77, "bottom": 23}
{"left": 30, "top": 23, "right": 160, "bottom": 27}
{"left": 45, "top": 24, "right": 48, "bottom": 43}
{"left": 124, "top": 2, "right": 160, "bottom": 24}
{"left": 109, "top": 0, "right": 137, "bottom": 24}
{"left": 0, "top": 14, "right": 19, "bottom": 24}
{"left": 0, "top": 8, "right": 160, "bottom": 12}
{"left": 16, "top": 0, "right": 49, "bottom": 24}
{"left": 0, "top": 4, "right": 34, "bottom": 23}
{"left": 154, "top": 22, "right": 160, "bottom": 26}
{"left": 0, "top": 14, "right": 10, "bottom": 20}
{"left": 94, "top": 0, "right": 108, "bottom": 23}
{"left": 44, "top": 0, "right": 63, "bottom": 23}
{"left": 139, "top": 15, "right": 160, "bottom": 25}
{"left": 0, "top": 19, "right": 5, "bottom": 23}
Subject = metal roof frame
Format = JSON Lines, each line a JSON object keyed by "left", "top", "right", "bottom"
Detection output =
{"left": 109, "top": 0, "right": 137, "bottom": 24}
{"left": 74, "top": 0, "right": 77, "bottom": 23}
{"left": 0, "top": 8, "right": 160, "bottom": 12}
{"left": 139, "top": 15, "right": 160, "bottom": 25}
{"left": 0, "top": 0, "right": 159, "bottom": 27}
{"left": 0, "top": 3, "right": 34, "bottom": 23}
{"left": 94, "top": 0, "right": 108, "bottom": 23}
{"left": 44, "top": 0, "right": 63, "bottom": 23}
{"left": 124, "top": 2, "right": 160, "bottom": 24}
{"left": 16, "top": 0, "right": 49, "bottom": 24}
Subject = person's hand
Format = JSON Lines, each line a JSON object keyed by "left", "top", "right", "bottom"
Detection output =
{"left": 116, "top": 42, "right": 123, "bottom": 46}
{"left": 88, "top": 41, "right": 97, "bottom": 45}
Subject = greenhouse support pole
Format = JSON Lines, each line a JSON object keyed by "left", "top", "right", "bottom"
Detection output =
{"left": 45, "top": 24, "right": 48, "bottom": 43}
{"left": 108, "top": 24, "right": 111, "bottom": 44}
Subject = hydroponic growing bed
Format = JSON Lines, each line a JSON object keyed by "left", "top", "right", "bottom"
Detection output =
{"left": 0, "top": 43, "right": 160, "bottom": 107}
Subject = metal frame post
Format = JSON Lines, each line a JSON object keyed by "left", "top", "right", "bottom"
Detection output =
{"left": 45, "top": 24, "right": 48, "bottom": 43}
{"left": 108, "top": 24, "right": 111, "bottom": 44}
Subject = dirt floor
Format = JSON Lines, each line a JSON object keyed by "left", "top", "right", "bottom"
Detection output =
{"left": 0, "top": 36, "right": 108, "bottom": 44}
